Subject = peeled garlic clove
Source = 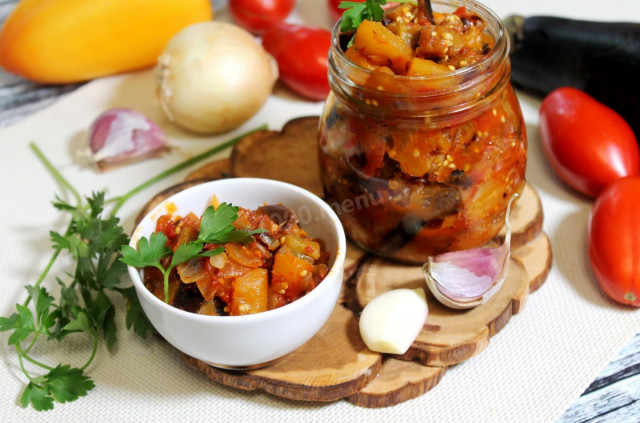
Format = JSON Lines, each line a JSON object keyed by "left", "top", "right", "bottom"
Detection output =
{"left": 423, "top": 194, "right": 518, "bottom": 310}
{"left": 89, "top": 108, "right": 169, "bottom": 171}
{"left": 359, "top": 288, "right": 428, "bottom": 354}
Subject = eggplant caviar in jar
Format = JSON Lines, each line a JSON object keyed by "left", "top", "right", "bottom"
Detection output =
{"left": 318, "top": 0, "right": 527, "bottom": 264}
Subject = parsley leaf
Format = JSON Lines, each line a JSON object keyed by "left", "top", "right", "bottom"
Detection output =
{"left": 340, "top": 1, "right": 372, "bottom": 32}
{"left": 20, "top": 364, "right": 95, "bottom": 410}
{"left": 338, "top": 0, "right": 416, "bottom": 32}
{"left": 199, "top": 204, "right": 266, "bottom": 245}
{"left": 62, "top": 310, "right": 92, "bottom": 334}
{"left": 20, "top": 383, "right": 54, "bottom": 411}
{"left": 121, "top": 232, "right": 171, "bottom": 269}
{"left": 46, "top": 365, "right": 94, "bottom": 404}
{"left": 121, "top": 203, "right": 261, "bottom": 303}
{"left": 198, "top": 203, "right": 239, "bottom": 242}
{"left": 115, "top": 286, "right": 152, "bottom": 339}
{"left": 1, "top": 304, "right": 36, "bottom": 345}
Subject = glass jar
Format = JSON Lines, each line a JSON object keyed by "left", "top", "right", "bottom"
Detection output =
{"left": 318, "top": 0, "right": 527, "bottom": 264}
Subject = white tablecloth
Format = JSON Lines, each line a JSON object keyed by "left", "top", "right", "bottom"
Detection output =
{"left": 1, "top": 1, "right": 639, "bottom": 421}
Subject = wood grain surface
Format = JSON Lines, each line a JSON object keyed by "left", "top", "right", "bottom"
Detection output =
{"left": 1, "top": 1, "right": 638, "bottom": 419}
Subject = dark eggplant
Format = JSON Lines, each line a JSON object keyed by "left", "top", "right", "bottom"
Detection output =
{"left": 505, "top": 15, "right": 640, "bottom": 138}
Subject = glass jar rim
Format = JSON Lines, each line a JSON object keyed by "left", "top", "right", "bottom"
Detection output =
{"left": 329, "top": 0, "right": 509, "bottom": 98}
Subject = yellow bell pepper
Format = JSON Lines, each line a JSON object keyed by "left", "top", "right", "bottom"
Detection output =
{"left": 0, "top": 0, "right": 213, "bottom": 83}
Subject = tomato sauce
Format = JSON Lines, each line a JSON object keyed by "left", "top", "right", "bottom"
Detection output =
{"left": 319, "top": 2, "right": 527, "bottom": 263}
{"left": 143, "top": 204, "right": 330, "bottom": 316}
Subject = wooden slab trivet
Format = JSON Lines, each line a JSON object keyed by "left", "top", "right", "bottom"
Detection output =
{"left": 230, "top": 116, "right": 323, "bottom": 197}
{"left": 182, "top": 305, "right": 381, "bottom": 401}
{"left": 138, "top": 116, "right": 552, "bottom": 407}
{"left": 347, "top": 358, "right": 446, "bottom": 408}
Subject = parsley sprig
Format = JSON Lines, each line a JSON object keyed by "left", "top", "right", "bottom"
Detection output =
{"left": 339, "top": 0, "right": 416, "bottom": 32}
{"left": 0, "top": 124, "right": 266, "bottom": 411}
{"left": 121, "top": 203, "right": 264, "bottom": 303}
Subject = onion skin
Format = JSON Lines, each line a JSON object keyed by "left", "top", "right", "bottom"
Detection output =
{"left": 155, "top": 22, "right": 277, "bottom": 134}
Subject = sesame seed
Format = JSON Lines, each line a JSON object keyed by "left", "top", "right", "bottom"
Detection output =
{"left": 492, "top": 109, "right": 497, "bottom": 116}
{"left": 501, "top": 116, "right": 506, "bottom": 123}
{"left": 460, "top": 60, "right": 468, "bottom": 66}
{"left": 300, "top": 270, "right": 308, "bottom": 277}
{"left": 446, "top": 154, "right": 453, "bottom": 161}
{"left": 443, "top": 160, "right": 449, "bottom": 166}
{"left": 280, "top": 236, "right": 286, "bottom": 244}
{"left": 377, "top": 85, "right": 384, "bottom": 91}
{"left": 431, "top": 31, "right": 437, "bottom": 37}
{"left": 511, "top": 142, "right": 516, "bottom": 147}
{"left": 443, "top": 32, "right": 453, "bottom": 40}
{"left": 371, "top": 99, "right": 379, "bottom": 106}
{"left": 413, "top": 149, "right": 420, "bottom": 157}
{"left": 445, "top": 40, "right": 453, "bottom": 47}
{"left": 278, "top": 289, "right": 286, "bottom": 294}
{"left": 389, "top": 150, "right": 397, "bottom": 158}
{"left": 448, "top": 65, "right": 456, "bottom": 71}
{"left": 448, "top": 163, "right": 456, "bottom": 169}
{"left": 282, "top": 283, "right": 288, "bottom": 289}
{"left": 239, "top": 304, "right": 249, "bottom": 312}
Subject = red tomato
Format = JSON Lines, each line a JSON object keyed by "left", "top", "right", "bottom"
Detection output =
{"left": 539, "top": 87, "right": 639, "bottom": 198}
{"left": 589, "top": 176, "right": 640, "bottom": 306}
{"left": 262, "top": 23, "right": 331, "bottom": 100}
{"left": 229, "top": 0, "right": 295, "bottom": 35}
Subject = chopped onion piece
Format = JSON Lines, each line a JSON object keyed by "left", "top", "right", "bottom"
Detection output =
{"left": 423, "top": 194, "right": 518, "bottom": 309}
{"left": 177, "top": 259, "right": 206, "bottom": 283}
{"left": 209, "top": 252, "right": 227, "bottom": 269}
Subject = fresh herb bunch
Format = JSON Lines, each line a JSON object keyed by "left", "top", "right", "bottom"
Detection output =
{"left": 121, "top": 203, "right": 264, "bottom": 303}
{"left": 0, "top": 125, "right": 266, "bottom": 411}
{"left": 339, "top": 0, "right": 416, "bottom": 32}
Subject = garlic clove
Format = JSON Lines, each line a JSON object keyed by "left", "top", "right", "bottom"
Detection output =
{"left": 423, "top": 194, "right": 518, "bottom": 310}
{"left": 89, "top": 108, "right": 169, "bottom": 171}
{"left": 359, "top": 288, "right": 428, "bottom": 354}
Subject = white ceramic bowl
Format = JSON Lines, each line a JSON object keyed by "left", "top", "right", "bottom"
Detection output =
{"left": 127, "top": 178, "right": 346, "bottom": 368}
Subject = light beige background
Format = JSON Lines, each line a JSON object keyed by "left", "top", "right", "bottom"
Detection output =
{"left": 1, "top": 1, "right": 639, "bottom": 421}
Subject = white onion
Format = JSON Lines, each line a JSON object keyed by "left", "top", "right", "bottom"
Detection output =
{"left": 155, "top": 22, "right": 277, "bottom": 134}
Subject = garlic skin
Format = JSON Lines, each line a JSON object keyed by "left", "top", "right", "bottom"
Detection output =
{"left": 155, "top": 22, "right": 277, "bottom": 134}
{"left": 423, "top": 194, "right": 518, "bottom": 309}
{"left": 359, "top": 288, "right": 428, "bottom": 354}
{"left": 89, "top": 108, "right": 169, "bottom": 171}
